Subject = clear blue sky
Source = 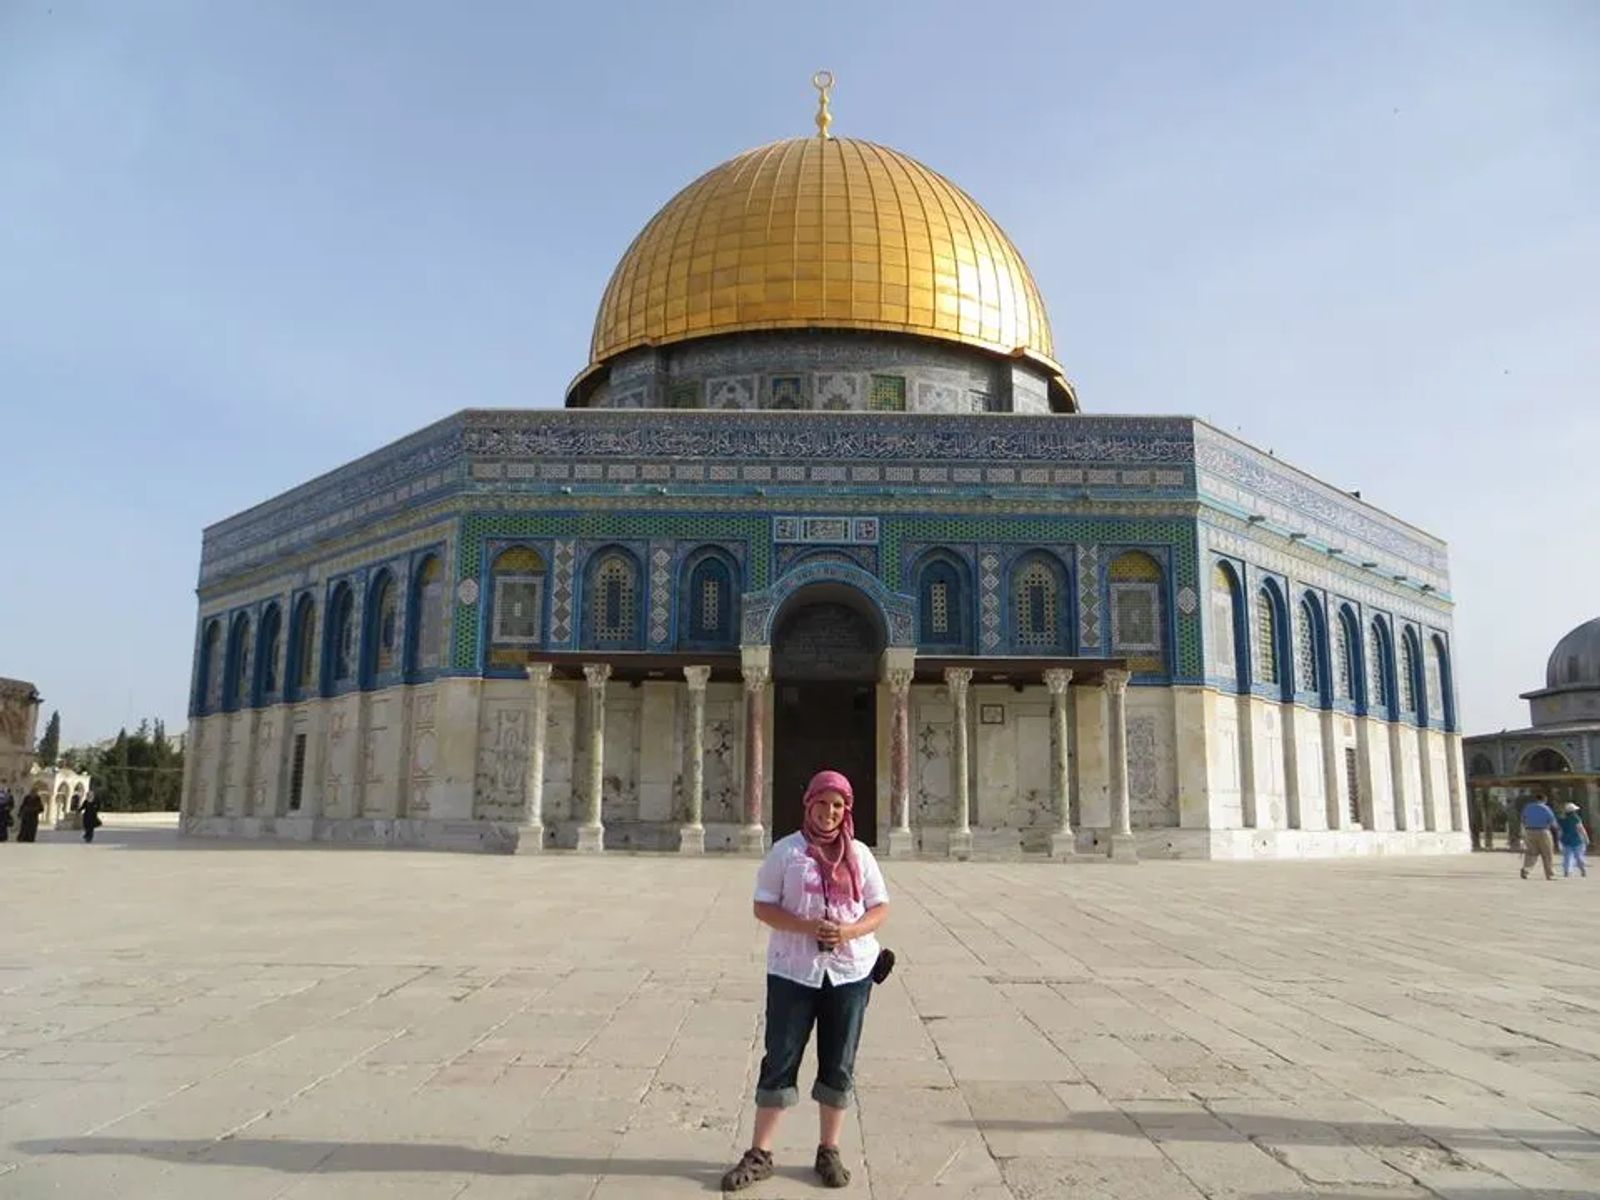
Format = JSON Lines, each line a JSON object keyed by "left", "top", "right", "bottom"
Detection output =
{"left": 2, "top": 1, "right": 1595, "bottom": 744}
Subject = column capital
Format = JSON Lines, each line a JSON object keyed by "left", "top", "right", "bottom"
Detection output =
{"left": 582, "top": 662, "right": 612, "bottom": 688}
{"left": 1103, "top": 668, "right": 1131, "bottom": 696}
{"left": 886, "top": 667, "right": 915, "bottom": 697}
{"left": 683, "top": 664, "right": 712, "bottom": 692}
{"left": 1043, "top": 667, "right": 1075, "bottom": 695}
{"left": 742, "top": 663, "right": 771, "bottom": 692}
{"left": 943, "top": 666, "right": 973, "bottom": 699}
{"left": 525, "top": 662, "right": 554, "bottom": 685}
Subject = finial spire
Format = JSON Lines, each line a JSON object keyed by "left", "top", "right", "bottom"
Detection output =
{"left": 812, "top": 70, "right": 834, "bottom": 139}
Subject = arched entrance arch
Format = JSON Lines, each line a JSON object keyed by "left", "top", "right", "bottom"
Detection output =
{"left": 766, "top": 579, "right": 891, "bottom": 844}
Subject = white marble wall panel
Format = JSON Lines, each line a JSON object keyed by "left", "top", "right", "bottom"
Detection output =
{"left": 1426, "top": 732, "right": 1451, "bottom": 832}
{"left": 474, "top": 685, "right": 531, "bottom": 822}
{"left": 1126, "top": 689, "right": 1178, "bottom": 828}
{"left": 1296, "top": 711, "right": 1327, "bottom": 830}
{"left": 1210, "top": 700, "right": 1244, "bottom": 829}
{"left": 222, "top": 712, "right": 251, "bottom": 816}
{"left": 253, "top": 709, "right": 284, "bottom": 817}
{"left": 407, "top": 688, "right": 438, "bottom": 819}
{"left": 701, "top": 685, "right": 742, "bottom": 826}
{"left": 911, "top": 692, "right": 954, "bottom": 827}
{"left": 637, "top": 682, "right": 677, "bottom": 822}
{"left": 541, "top": 681, "right": 577, "bottom": 822}
{"left": 363, "top": 695, "right": 402, "bottom": 818}
{"left": 1363, "top": 720, "right": 1395, "bottom": 831}
{"left": 1075, "top": 686, "right": 1110, "bottom": 829}
{"left": 1251, "top": 700, "right": 1287, "bottom": 828}
{"left": 322, "top": 694, "right": 363, "bottom": 819}
{"left": 601, "top": 690, "right": 642, "bottom": 827}
{"left": 1400, "top": 736, "right": 1425, "bottom": 831}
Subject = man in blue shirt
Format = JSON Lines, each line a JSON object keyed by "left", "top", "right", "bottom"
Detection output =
{"left": 1520, "top": 795, "right": 1557, "bottom": 880}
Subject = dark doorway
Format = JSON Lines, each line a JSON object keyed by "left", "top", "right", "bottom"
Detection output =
{"left": 771, "top": 595, "right": 883, "bottom": 844}
{"left": 774, "top": 682, "right": 878, "bottom": 844}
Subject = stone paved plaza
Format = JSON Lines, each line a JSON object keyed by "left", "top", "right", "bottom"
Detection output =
{"left": 2, "top": 819, "right": 1597, "bottom": 1199}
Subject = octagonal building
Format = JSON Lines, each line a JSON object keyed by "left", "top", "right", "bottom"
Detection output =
{"left": 182, "top": 101, "right": 1470, "bottom": 859}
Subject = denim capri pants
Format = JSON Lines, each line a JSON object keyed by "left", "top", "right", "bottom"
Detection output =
{"left": 755, "top": 973, "right": 872, "bottom": 1109}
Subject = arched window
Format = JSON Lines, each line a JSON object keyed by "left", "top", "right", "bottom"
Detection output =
{"left": 224, "top": 614, "right": 252, "bottom": 710}
{"left": 289, "top": 595, "right": 317, "bottom": 697}
{"left": 683, "top": 551, "right": 738, "bottom": 648}
{"left": 1255, "top": 588, "right": 1279, "bottom": 686}
{"left": 1012, "top": 554, "right": 1066, "bottom": 651}
{"left": 1297, "top": 598, "right": 1320, "bottom": 694}
{"left": 915, "top": 552, "right": 970, "bottom": 651}
{"left": 1525, "top": 747, "right": 1571, "bottom": 774}
{"left": 363, "top": 571, "right": 399, "bottom": 684}
{"left": 586, "top": 549, "right": 641, "bottom": 648}
{"left": 1210, "top": 563, "right": 1244, "bottom": 684}
{"left": 1109, "top": 550, "right": 1164, "bottom": 674}
{"left": 326, "top": 583, "right": 356, "bottom": 688}
{"left": 258, "top": 603, "right": 282, "bottom": 698}
{"left": 198, "top": 620, "right": 223, "bottom": 713}
{"left": 1400, "top": 631, "right": 1419, "bottom": 714}
{"left": 1428, "top": 635, "right": 1452, "bottom": 730}
{"left": 1468, "top": 754, "right": 1495, "bottom": 778}
{"left": 491, "top": 546, "right": 546, "bottom": 647}
{"left": 1334, "top": 607, "right": 1359, "bottom": 702}
{"left": 410, "top": 556, "right": 447, "bottom": 672}
{"left": 1369, "top": 621, "right": 1391, "bottom": 712}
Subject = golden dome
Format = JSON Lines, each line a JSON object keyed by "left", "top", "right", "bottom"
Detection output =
{"left": 584, "top": 135, "right": 1063, "bottom": 381}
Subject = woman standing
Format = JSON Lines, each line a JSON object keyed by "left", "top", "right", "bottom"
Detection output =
{"left": 17, "top": 791, "right": 43, "bottom": 842}
{"left": 721, "top": 769, "right": 890, "bottom": 1192}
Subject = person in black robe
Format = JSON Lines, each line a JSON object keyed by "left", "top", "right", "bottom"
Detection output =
{"left": 17, "top": 792, "right": 43, "bottom": 842}
{"left": 0, "top": 790, "right": 13, "bottom": 841}
{"left": 81, "top": 795, "right": 101, "bottom": 843}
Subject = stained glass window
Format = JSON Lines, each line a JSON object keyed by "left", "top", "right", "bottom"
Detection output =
{"left": 330, "top": 586, "right": 355, "bottom": 683}
{"left": 260, "top": 604, "right": 281, "bottom": 696}
{"left": 1211, "top": 564, "right": 1237, "bottom": 680}
{"left": 770, "top": 376, "right": 801, "bottom": 409}
{"left": 1297, "top": 600, "right": 1319, "bottom": 693}
{"left": 1110, "top": 551, "right": 1164, "bottom": 673}
{"left": 1334, "top": 614, "right": 1354, "bottom": 700}
{"left": 929, "top": 581, "right": 949, "bottom": 635}
{"left": 1256, "top": 589, "right": 1278, "bottom": 686}
{"left": 1426, "top": 638, "right": 1445, "bottom": 724}
{"left": 200, "top": 621, "right": 223, "bottom": 712}
{"left": 492, "top": 547, "right": 545, "bottom": 646}
{"left": 1369, "top": 623, "right": 1389, "bottom": 709}
{"left": 1400, "top": 635, "right": 1417, "bottom": 712}
{"left": 293, "top": 596, "right": 317, "bottom": 693}
{"left": 868, "top": 374, "right": 906, "bottom": 411}
{"left": 413, "top": 558, "right": 446, "bottom": 671}
{"left": 1015, "top": 558, "right": 1059, "bottom": 648}
{"left": 667, "top": 381, "right": 699, "bottom": 409}
{"left": 593, "top": 554, "right": 637, "bottom": 644}
{"left": 373, "top": 576, "right": 398, "bottom": 675}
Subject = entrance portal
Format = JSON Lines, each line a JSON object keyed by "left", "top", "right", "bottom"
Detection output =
{"left": 771, "top": 597, "right": 882, "bottom": 844}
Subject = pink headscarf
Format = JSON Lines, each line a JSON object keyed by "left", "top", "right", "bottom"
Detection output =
{"left": 802, "top": 769, "right": 862, "bottom": 905}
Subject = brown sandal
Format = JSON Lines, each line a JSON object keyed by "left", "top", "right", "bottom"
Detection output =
{"left": 721, "top": 1147, "right": 774, "bottom": 1192}
{"left": 815, "top": 1144, "right": 851, "bottom": 1188}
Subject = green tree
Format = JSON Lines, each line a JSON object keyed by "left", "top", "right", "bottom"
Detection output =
{"left": 36, "top": 710, "right": 60, "bottom": 767}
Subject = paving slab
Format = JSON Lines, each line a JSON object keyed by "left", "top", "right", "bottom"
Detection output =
{"left": 3, "top": 820, "right": 1600, "bottom": 1197}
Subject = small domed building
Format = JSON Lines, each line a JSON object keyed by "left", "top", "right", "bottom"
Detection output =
{"left": 1465, "top": 617, "right": 1600, "bottom": 841}
{"left": 181, "top": 84, "right": 1470, "bottom": 859}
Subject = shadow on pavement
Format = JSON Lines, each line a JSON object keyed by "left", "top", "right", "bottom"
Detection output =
{"left": 16, "top": 1137, "right": 723, "bottom": 1187}
{"left": 950, "top": 1114, "right": 1600, "bottom": 1154}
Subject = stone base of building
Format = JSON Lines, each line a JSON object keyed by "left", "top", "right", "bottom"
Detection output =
{"left": 182, "top": 817, "right": 1473, "bottom": 860}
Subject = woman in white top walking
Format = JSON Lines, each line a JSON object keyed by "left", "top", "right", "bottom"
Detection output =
{"left": 720, "top": 769, "right": 891, "bottom": 1191}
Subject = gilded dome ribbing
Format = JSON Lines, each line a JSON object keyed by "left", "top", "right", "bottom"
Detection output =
{"left": 586, "top": 136, "right": 1061, "bottom": 376}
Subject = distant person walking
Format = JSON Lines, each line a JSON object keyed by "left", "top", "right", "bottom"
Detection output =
{"left": 16, "top": 792, "right": 43, "bottom": 843}
{"left": 1557, "top": 803, "right": 1589, "bottom": 878}
{"left": 720, "top": 769, "right": 891, "bottom": 1192}
{"left": 0, "top": 789, "right": 12, "bottom": 842}
{"left": 81, "top": 794, "right": 101, "bottom": 843}
{"left": 1520, "top": 794, "right": 1557, "bottom": 880}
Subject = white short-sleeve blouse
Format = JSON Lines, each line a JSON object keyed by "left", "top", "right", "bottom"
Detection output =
{"left": 753, "top": 832, "right": 889, "bottom": 988}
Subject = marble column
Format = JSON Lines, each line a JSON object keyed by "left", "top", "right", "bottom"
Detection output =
{"left": 945, "top": 667, "right": 974, "bottom": 860}
{"left": 1105, "top": 669, "right": 1138, "bottom": 862}
{"left": 739, "top": 661, "right": 770, "bottom": 854}
{"left": 576, "top": 663, "right": 609, "bottom": 853}
{"left": 886, "top": 665, "right": 916, "bottom": 859}
{"left": 1387, "top": 721, "right": 1409, "bottom": 832}
{"left": 680, "top": 665, "right": 711, "bottom": 854}
{"left": 1045, "top": 668, "right": 1077, "bottom": 859}
{"left": 516, "top": 663, "right": 553, "bottom": 855}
